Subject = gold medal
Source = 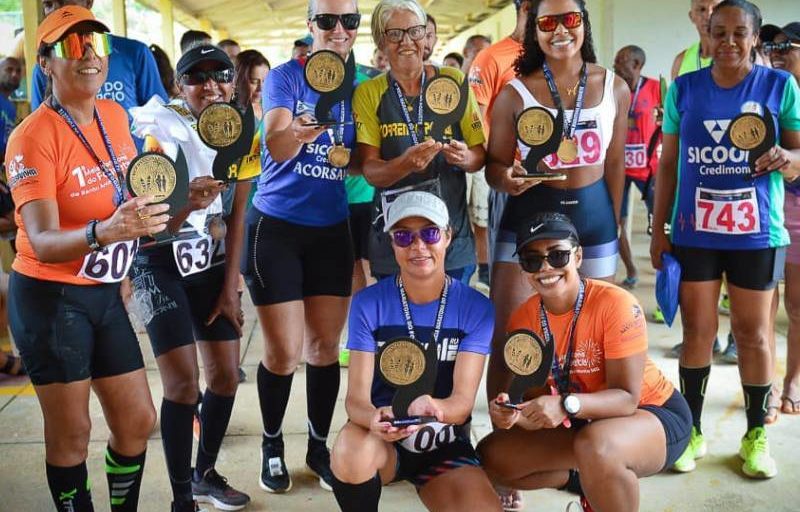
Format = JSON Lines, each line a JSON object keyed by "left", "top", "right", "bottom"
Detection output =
{"left": 327, "top": 145, "right": 351, "bottom": 168}
{"left": 379, "top": 339, "right": 426, "bottom": 387}
{"left": 503, "top": 332, "right": 543, "bottom": 377}
{"left": 516, "top": 107, "right": 555, "bottom": 147}
{"left": 304, "top": 50, "right": 346, "bottom": 93}
{"left": 557, "top": 138, "right": 579, "bottom": 162}
{"left": 198, "top": 103, "right": 243, "bottom": 148}
{"left": 729, "top": 113, "right": 767, "bottom": 151}
{"left": 128, "top": 153, "right": 177, "bottom": 202}
{"left": 424, "top": 76, "right": 461, "bottom": 116}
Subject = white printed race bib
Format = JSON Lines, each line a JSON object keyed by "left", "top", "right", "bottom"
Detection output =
{"left": 78, "top": 240, "right": 139, "bottom": 283}
{"left": 398, "top": 422, "right": 459, "bottom": 453}
{"left": 624, "top": 143, "right": 647, "bottom": 169}
{"left": 694, "top": 187, "right": 760, "bottom": 235}
{"left": 172, "top": 235, "right": 226, "bottom": 277}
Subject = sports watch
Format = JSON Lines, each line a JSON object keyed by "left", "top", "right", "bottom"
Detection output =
{"left": 562, "top": 394, "right": 581, "bottom": 418}
{"left": 86, "top": 219, "right": 102, "bottom": 251}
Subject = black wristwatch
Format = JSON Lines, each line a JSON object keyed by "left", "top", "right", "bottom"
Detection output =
{"left": 562, "top": 394, "right": 581, "bottom": 419}
{"left": 86, "top": 219, "right": 102, "bottom": 251}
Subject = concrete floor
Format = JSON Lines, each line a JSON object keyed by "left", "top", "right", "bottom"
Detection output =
{"left": 1, "top": 212, "right": 799, "bottom": 512}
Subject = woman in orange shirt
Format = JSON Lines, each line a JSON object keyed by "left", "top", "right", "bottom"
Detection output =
{"left": 477, "top": 212, "right": 691, "bottom": 512}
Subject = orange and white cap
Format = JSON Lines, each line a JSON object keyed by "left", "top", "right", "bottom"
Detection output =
{"left": 36, "top": 5, "right": 109, "bottom": 48}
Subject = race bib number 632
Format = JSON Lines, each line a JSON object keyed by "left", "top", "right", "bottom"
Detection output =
{"left": 694, "top": 187, "right": 760, "bottom": 235}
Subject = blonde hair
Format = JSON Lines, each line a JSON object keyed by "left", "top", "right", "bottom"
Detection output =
{"left": 371, "top": 0, "right": 426, "bottom": 47}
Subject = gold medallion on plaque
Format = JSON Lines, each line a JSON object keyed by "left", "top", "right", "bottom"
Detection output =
{"left": 504, "top": 332, "right": 543, "bottom": 376}
{"left": 557, "top": 138, "right": 579, "bottom": 162}
{"left": 379, "top": 340, "right": 426, "bottom": 387}
{"left": 729, "top": 114, "right": 766, "bottom": 151}
{"left": 305, "top": 50, "right": 346, "bottom": 93}
{"left": 517, "top": 108, "right": 554, "bottom": 147}
{"left": 128, "top": 153, "right": 177, "bottom": 202}
{"left": 425, "top": 77, "right": 461, "bottom": 115}
{"left": 327, "top": 145, "right": 351, "bottom": 168}
{"left": 198, "top": 103, "right": 243, "bottom": 148}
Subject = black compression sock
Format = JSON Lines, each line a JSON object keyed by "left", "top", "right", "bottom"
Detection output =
{"left": 160, "top": 398, "right": 195, "bottom": 503}
{"left": 743, "top": 383, "right": 771, "bottom": 431}
{"left": 257, "top": 363, "right": 294, "bottom": 437}
{"left": 332, "top": 473, "right": 381, "bottom": 512}
{"left": 679, "top": 365, "right": 710, "bottom": 434}
{"left": 105, "top": 445, "right": 146, "bottom": 511}
{"left": 306, "top": 362, "right": 340, "bottom": 442}
{"left": 46, "top": 461, "right": 94, "bottom": 512}
{"left": 195, "top": 389, "right": 236, "bottom": 476}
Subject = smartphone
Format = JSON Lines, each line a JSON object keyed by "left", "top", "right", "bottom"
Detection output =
{"left": 389, "top": 416, "right": 437, "bottom": 427}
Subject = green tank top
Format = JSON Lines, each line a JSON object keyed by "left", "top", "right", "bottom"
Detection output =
{"left": 678, "top": 42, "right": 713, "bottom": 76}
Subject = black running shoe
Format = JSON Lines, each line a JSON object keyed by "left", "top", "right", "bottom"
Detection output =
{"left": 192, "top": 468, "right": 250, "bottom": 511}
{"left": 260, "top": 436, "right": 292, "bottom": 493}
{"left": 306, "top": 439, "right": 334, "bottom": 492}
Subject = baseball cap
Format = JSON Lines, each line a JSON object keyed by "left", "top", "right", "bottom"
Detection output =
{"left": 36, "top": 5, "right": 109, "bottom": 48}
{"left": 515, "top": 215, "right": 580, "bottom": 254}
{"left": 176, "top": 44, "right": 233, "bottom": 76}
{"left": 761, "top": 22, "right": 800, "bottom": 43}
{"left": 384, "top": 192, "right": 449, "bottom": 232}
{"left": 294, "top": 34, "right": 313, "bottom": 47}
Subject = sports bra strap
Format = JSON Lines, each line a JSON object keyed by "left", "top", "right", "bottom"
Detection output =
{"left": 509, "top": 78, "right": 537, "bottom": 106}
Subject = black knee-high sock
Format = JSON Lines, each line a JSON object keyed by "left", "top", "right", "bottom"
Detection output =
{"left": 332, "top": 473, "right": 381, "bottom": 512}
{"left": 679, "top": 365, "right": 711, "bottom": 434}
{"left": 257, "top": 363, "right": 294, "bottom": 438}
{"left": 160, "top": 399, "right": 195, "bottom": 503}
{"left": 46, "top": 461, "right": 94, "bottom": 512}
{"left": 105, "top": 445, "right": 146, "bottom": 511}
{"left": 306, "top": 362, "right": 340, "bottom": 443}
{"left": 743, "top": 383, "right": 771, "bottom": 431}
{"left": 195, "top": 389, "right": 236, "bottom": 476}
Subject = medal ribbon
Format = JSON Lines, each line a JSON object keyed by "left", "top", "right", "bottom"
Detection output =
{"left": 628, "top": 76, "right": 643, "bottom": 119}
{"left": 326, "top": 100, "right": 347, "bottom": 147}
{"left": 390, "top": 71, "right": 426, "bottom": 145}
{"left": 51, "top": 97, "right": 127, "bottom": 206}
{"left": 542, "top": 62, "right": 588, "bottom": 141}
{"left": 397, "top": 275, "right": 450, "bottom": 349}
{"left": 539, "top": 279, "right": 586, "bottom": 394}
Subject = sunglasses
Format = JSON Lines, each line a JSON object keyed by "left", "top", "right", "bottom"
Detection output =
{"left": 536, "top": 11, "right": 583, "bottom": 32}
{"left": 763, "top": 40, "right": 800, "bottom": 55}
{"left": 384, "top": 25, "right": 427, "bottom": 44}
{"left": 51, "top": 32, "right": 112, "bottom": 60}
{"left": 311, "top": 13, "right": 361, "bottom": 31}
{"left": 390, "top": 226, "right": 444, "bottom": 248}
{"left": 181, "top": 68, "right": 234, "bottom": 86}
{"left": 519, "top": 247, "right": 576, "bottom": 273}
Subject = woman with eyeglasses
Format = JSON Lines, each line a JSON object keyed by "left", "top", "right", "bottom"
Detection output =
{"left": 478, "top": 212, "right": 690, "bottom": 512}
{"left": 484, "top": 0, "right": 628, "bottom": 427}
{"left": 330, "top": 191, "right": 501, "bottom": 512}
{"left": 5, "top": 7, "right": 167, "bottom": 511}
{"left": 129, "top": 44, "right": 250, "bottom": 512}
{"left": 650, "top": 0, "right": 800, "bottom": 479}
{"left": 241, "top": 0, "right": 360, "bottom": 494}
{"left": 351, "top": 0, "right": 486, "bottom": 284}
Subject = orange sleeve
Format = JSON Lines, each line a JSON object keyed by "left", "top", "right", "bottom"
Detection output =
{"left": 506, "top": 297, "right": 538, "bottom": 334}
{"left": 468, "top": 49, "right": 498, "bottom": 108}
{"left": 5, "top": 133, "right": 57, "bottom": 212}
{"left": 601, "top": 288, "right": 648, "bottom": 359}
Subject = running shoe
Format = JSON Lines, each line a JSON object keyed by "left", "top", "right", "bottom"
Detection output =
{"left": 672, "top": 426, "right": 707, "bottom": 473}
{"left": 667, "top": 337, "right": 721, "bottom": 359}
{"left": 565, "top": 496, "right": 594, "bottom": 512}
{"left": 719, "top": 333, "right": 738, "bottom": 364}
{"left": 651, "top": 307, "right": 665, "bottom": 324}
{"left": 739, "top": 427, "right": 777, "bottom": 479}
{"left": 339, "top": 348, "right": 350, "bottom": 367}
{"left": 260, "top": 436, "right": 292, "bottom": 493}
{"left": 306, "top": 439, "right": 335, "bottom": 491}
{"left": 192, "top": 468, "right": 250, "bottom": 511}
{"left": 719, "top": 294, "right": 731, "bottom": 315}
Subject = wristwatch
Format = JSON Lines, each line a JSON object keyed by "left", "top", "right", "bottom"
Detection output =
{"left": 562, "top": 394, "right": 581, "bottom": 418}
{"left": 86, "top": 219, "right": 102, "bottom": 251}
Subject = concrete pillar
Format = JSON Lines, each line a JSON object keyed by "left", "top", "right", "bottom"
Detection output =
{"left": 111, "top": 0, "right": 128, "bottom": 37}
{"left": 21, "top": 0, "right": 41, "bottom": 100}
{"left": 159, "top": 0, "right": 175, "bottom": 62}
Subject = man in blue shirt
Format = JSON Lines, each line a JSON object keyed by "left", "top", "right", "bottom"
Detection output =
{"left": 0, "top": 57, "right": 20, "bottom": 162}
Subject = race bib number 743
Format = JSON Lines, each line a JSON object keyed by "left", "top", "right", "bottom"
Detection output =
{"left": 694, "top": 187, "right": 760, "bottom": 235}
{"left": 78, "top": 240, "right": 139, "bottom": 283}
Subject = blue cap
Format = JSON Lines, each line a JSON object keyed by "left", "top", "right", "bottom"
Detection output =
{"left": 294, "top": 34, "right": 313, "bottom": 47}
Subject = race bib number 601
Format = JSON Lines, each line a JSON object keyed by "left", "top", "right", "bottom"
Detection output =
{"left": 694, "top": 187, "right": 760, "bottom": 235}
{"left": 78, "top": 240, "right": 139, "bottom": 283}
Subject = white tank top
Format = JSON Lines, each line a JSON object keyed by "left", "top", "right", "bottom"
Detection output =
{"left": 509, "top": 68, "right": 616, "bottom": 170}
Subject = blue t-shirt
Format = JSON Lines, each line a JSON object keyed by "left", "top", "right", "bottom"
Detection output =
{"left": 347, "top": 276, "right": 494, "bottom": 409}
{"left": 32, "top": 34, "right": 167, "bottom": 149}
{"left": 252, "top": 59, "right": 355, "bottom": 227}
{"left": 0, "top": 94, "right": 15, "bottom": 157}
{"left": 663, "top": 65, "right": 800, "bottom": 250}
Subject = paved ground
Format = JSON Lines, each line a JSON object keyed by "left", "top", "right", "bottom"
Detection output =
{"left": 1, "top": 212, "right": 799, "bottom": 511}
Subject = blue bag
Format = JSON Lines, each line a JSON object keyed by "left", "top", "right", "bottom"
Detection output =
{"left": 655, "top": 252, "right": 681, "bottom": 327}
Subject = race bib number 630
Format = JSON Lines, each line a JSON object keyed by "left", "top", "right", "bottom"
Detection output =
{"left": 694, "top": 187, "right": 760, "bottom": 235}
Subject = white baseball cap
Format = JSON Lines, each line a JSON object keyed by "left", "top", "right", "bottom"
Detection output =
{"left": 384, "top": 191, "right": 449, "bottom": 232}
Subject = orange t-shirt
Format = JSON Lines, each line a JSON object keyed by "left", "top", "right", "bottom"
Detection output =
{"left": 467, "top": 36, "right": 523, "bottom": 136}
{"left": 5, "top": 100, "right": 136, "bottom": 285}
{"left": 507, "top": 280, "right": 674, "bottom": 406}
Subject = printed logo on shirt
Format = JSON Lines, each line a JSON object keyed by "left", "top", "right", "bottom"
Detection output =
{"left": 686, "top": 118, "right": 750, "bottom": 176}
{"left": 703, "top": 119, "right": 730, "bottom": 144}
{"left": 558, "top": 337, "right": 602, "bottom": 375}
{"left": 376, "top": 336, "right": 463, "bottom": 363}
{"left": 97, "top": 81, "right": 127, "bottom": 103}
{"left": 295, "top": 100, "right": 315, "bottom": 116}
{"left": 468, "top": 66, "right": 483, "bottom": 86}
{"left": 6, "top": 154, "right": 38, "bottom": 189}
{"left": 740, "top": 101, "right": 763, "bottom": 116}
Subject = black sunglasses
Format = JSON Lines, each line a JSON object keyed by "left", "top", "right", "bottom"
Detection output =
{"left": 519, "top": 248, "right": 575, "bottom": 273}
{"left": 181, "top": 68, "right": 234, "bottom": 86}
{"left": 311, "top": 13, "right": 361, "bottom": 31}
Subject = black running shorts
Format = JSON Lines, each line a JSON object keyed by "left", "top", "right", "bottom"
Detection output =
{"left": 671, "top": 245, "right": 785, "bottom": 291}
